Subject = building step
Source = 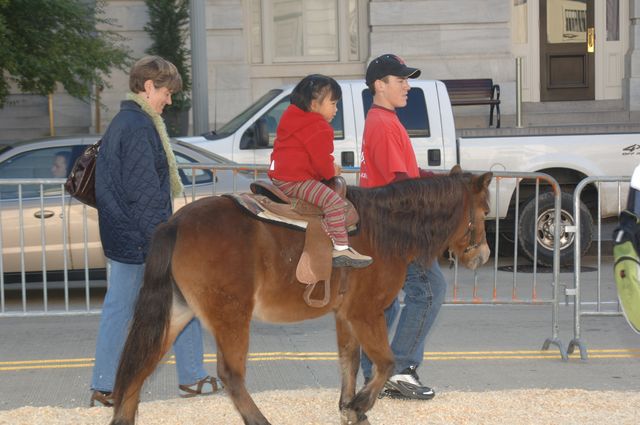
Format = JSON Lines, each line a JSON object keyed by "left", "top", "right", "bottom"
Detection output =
{"left": 519, "top": 100, "right": 632, "bottom": 127}
{"left": 454, "top": 99, "right": 634, "bottom": 130}
{"left": 520, "top": 110, "right": 632, "bottom": 127}
{"left": 523, "top": 100, "right": 625, "bottom": 114}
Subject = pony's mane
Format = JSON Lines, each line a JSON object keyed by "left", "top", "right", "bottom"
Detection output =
{"left": 346, "top": 174, "right": 474, "bottom": 265}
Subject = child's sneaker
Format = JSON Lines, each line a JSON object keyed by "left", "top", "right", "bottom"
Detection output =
{"left": 332, "top": 247, "right": 373, "bottom": 268}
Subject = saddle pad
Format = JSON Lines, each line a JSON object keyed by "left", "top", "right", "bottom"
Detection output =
{"left": 249, "top": 179, "right": 360, "bottom": 229}
{"left": 224, "top": 193, "right": 309, "bottom": 230}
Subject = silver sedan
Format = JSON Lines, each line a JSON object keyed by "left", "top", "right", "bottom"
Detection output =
{"left": 0, "top": 135, "right": 256, "bottom": 281}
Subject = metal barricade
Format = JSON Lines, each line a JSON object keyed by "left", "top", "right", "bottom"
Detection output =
{"left": 0, "top": 178, "right": 77, "bottom": 316}
{"left": 0, "top": 164, "right": 265, "bottom": 317}
{"left": 0, "top": 166, "right": 568, "bottom": 361}
{"left": 567, "top": 176, "right": 629, "bottom": 360}
{"left": 449, "top": 171, "right": 566, "bottom": 360}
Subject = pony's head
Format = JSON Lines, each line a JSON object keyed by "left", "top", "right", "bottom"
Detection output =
{"left": 446, "top": 165, "right": 493, "bottom": 270}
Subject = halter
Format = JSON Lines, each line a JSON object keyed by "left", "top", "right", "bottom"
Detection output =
{"left": 448, "top": 206, "right": 482, "bottom": 267}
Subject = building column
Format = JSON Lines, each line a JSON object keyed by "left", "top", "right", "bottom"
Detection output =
{"left": 627, "top": 0, "right": 640, "bottom": 113}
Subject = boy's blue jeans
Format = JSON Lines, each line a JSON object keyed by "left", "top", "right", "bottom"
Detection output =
{"left": 91, "top": 260, "right": 208, "bottom": 392}
{"left": 361, "top": 261, "right": 447, "bottom": 379}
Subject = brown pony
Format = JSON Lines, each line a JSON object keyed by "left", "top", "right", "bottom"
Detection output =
{"left": 110, "top": 167, "right": 492, "bottom": 425}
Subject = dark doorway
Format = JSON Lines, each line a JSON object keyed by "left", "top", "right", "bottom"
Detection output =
{"left": 540, "top": 0, "right": 595, "bottom": 101}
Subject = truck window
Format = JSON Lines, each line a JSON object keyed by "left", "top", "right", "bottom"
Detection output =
{"left": 361, "top": 87, "right": 430, "bottom": 138}
{"left": 248, "top": 96, "right": 345, "bottom": 149}
{"left": 216, "top": 89, "right": 283, "bottom": 136}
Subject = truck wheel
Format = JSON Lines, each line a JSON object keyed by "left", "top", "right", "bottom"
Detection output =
{"left": 487, "top": 231, "right": 516, "bottom": 258}
{"left": 517, "top": 191, "right": 593, "bottom": 267}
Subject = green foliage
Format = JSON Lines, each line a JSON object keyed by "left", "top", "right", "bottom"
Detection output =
{"left": 144, "top": 0, "right": 191, "bottom": 111}
{"left": 0, "top": 0, "right": 10, "bottom": 102}
{"left": 0, "top": 0, "right": 132, "bottom": 108}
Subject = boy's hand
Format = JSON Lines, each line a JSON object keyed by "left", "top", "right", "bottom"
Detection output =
{"left": 334, "top": 163, "right": 342, "bottom": 176}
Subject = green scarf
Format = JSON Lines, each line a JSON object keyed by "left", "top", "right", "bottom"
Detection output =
{"left": 127, "top": 92, "right": 183, "bottom": 198}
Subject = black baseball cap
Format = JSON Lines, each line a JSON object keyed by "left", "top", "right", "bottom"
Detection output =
{"left": 365, "top": 54, "right": 421, "bottom": 86}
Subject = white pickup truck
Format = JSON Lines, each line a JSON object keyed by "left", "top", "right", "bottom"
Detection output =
{"left": 180, "top": 80, "right": 640, "bottom": 266}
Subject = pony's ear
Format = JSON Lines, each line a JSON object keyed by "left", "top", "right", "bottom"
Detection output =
{"left": 450, "top": 164, "right": 462, "bottom": 175}
{"left": 475, "top": 172, "right": 493, "bottom": 192}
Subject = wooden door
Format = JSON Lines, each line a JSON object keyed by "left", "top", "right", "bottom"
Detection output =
{"left": 540, "top": 0, "right": 595, "bottom": 101}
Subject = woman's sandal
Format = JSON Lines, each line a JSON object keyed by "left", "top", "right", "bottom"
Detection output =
{"left": 90, "top": 390, "right": 114, "bottom": 407}
{"left": 178, "top": 375, "right": 223, "bottom": 398}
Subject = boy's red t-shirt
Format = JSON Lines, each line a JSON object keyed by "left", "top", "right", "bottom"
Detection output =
{"left": 268, "top": 104, "right": 335, "bottom": 182}
{"left": 359, "top": 106, "right": 420, "bottom": 188}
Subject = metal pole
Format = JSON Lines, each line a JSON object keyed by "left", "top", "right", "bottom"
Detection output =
{"left": 190, "top": 0, "right": 210, "bottom": 136}
{"left": 48, "top": 93, "right": 55, "bottom": 136}
{"left": 95, "top": 86, "right": 102, "bottom": 134}
{"left": 515, "top": 57, "right": 523, "bottom": 128}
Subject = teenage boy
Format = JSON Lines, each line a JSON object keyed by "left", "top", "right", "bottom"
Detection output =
{"left": 359, "top": 54, "right": 447, "bottom": 400}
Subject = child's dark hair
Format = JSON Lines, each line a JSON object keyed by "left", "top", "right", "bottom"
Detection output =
{"left": 290, "top": 74, "right": 341, "bottom": 112}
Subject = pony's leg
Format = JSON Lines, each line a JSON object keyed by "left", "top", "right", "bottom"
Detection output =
{"left": 203, "top": 315, "right": 271, "bottom": 425}
{"left": 335, "top": 314, "right": 369, "bottom": 425}
{"left": 111, "top": 299, "right": 194, "bottom": 425}
{"left": 339, "top": 314, "right": 394, "bottom": 425}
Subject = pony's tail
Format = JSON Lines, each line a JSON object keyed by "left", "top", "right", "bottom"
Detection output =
{"left": 111, "top": 221, "right": 178, "bottom": 420}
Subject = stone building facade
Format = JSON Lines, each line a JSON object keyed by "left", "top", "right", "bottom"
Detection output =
{"left": 1, "top": 0, "right": 639, "bottom": 140}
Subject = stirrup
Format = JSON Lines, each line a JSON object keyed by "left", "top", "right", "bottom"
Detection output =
{"left": 178, "top": 375, "right": 222, "bottom": 398}
{"left": 89, "top": 390, "right": 114, "bottom": 407}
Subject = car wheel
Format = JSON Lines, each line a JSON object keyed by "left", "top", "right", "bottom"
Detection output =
{"left": 517, "top": 191, "right": 593, "bottom": 267}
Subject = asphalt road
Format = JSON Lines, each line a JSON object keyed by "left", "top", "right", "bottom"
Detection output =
{"left": 1, "top": 257, "right": 639, "bottom": 411}
{"left": 1, "top": 303, "right": 639, "bottom": 411}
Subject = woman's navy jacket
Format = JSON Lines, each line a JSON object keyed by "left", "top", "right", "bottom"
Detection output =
{"left": 95, "top": 100, "right": 172, "bottom": 264}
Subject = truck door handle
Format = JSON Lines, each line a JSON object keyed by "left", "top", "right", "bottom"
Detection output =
{"left": 341, "top": 151, "right": 355, "bottom": 167}
{"left": 428, "top": 149, "right": 441, "bottom": 166}
{"left": 34, "top": 210, "right": 55, "bottom": 219}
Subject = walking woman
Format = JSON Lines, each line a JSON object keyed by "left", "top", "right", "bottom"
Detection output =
{"left": 89, "top": 56, "right": 220, "bottom": 406}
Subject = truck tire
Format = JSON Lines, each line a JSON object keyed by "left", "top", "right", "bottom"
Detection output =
{"left": 517, "top": 191, "right": 593, "bottom": 267}
{"left": 487, "top": 231, "right": 516, "bottom": 258}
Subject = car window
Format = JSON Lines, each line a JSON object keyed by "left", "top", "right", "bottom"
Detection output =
{"left": 246, "top": 96, "right": 346, "bottom": 150}
{"left": 0, "top": 146, "right": 79, "bottom": 199}
{"left": 175, "top": 151, "right": 214, "bottom": 185}
{"left": 361, "top": 87, "right": 430, "bottom": 138}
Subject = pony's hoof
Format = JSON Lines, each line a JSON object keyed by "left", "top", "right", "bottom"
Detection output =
{"left": 340, "top": 408, "right": 369, "bottom": 425}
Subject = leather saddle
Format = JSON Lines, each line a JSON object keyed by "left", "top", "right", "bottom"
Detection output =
{"left": 224, "top": 176, "right": 358, "bottom": 308}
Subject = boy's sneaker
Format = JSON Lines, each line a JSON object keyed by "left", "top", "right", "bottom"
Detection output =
{"left": 332, "top": 247, "right": 373, "bottom": 268}
{"left": 383, "top": 366, "right": 436, "bottom": 400}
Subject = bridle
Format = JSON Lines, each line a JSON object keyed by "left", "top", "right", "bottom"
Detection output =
{"left": 463, "top": 215, "right": 482, "bottom": 254}
{"left": 448, "top": 205, "right": 483, "bottom": 266}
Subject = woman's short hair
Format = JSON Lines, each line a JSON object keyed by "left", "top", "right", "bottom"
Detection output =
{"left": 129, "top": 56, "right": 182, "bottom": 94}
{"left": 290, "top": 74, "right": 341, "bottom": 112}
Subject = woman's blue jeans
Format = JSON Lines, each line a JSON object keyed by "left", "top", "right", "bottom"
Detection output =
{"left": 91, "top": 260, "right": 208, "bottom": 392}
{"left": 361, "top": 260, "right": 447, "bottom": 379}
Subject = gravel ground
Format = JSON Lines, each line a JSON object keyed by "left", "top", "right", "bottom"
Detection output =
{"left": 1, "top": 388, "right": 639, "bottom": 425}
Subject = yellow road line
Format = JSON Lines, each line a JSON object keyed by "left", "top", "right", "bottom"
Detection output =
{"left": 1, "top": 349, "right": 638, "bottom": 372}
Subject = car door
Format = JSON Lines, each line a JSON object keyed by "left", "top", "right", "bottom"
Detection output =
{"left": 0, "top": 146, "right": 75, "bottom": 274}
